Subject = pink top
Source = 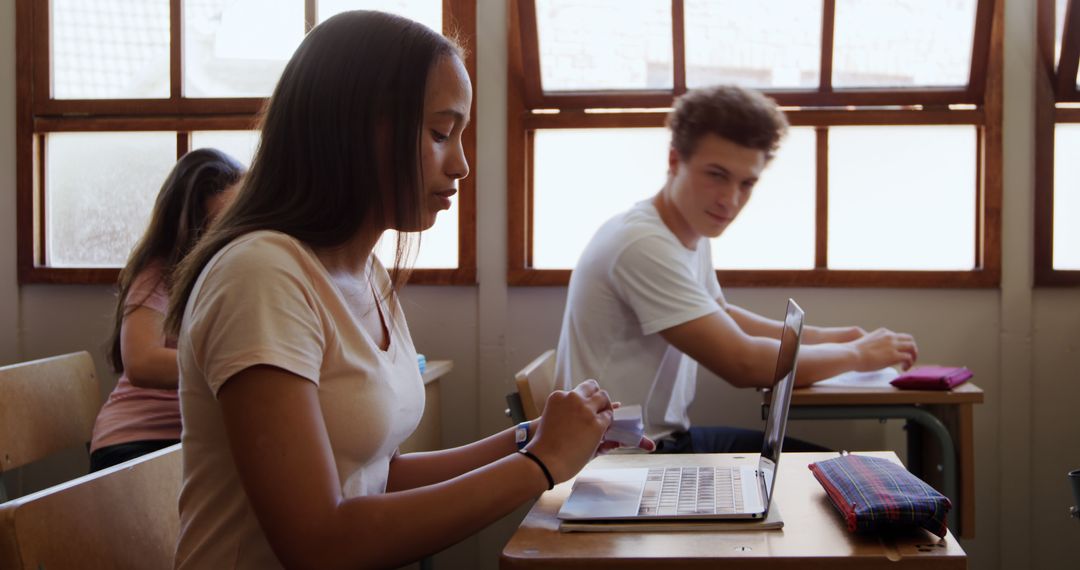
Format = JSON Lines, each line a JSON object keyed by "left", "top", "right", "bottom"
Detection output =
{"left": 90, "top": 264, "right": 181, "bottom": 453}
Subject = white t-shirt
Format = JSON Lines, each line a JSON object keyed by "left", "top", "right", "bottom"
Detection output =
{"left": 174, "top": 231, "right": 424, "bottom": 570}
{"left": 555, "top": 200, "right": 725, "bottom": 441}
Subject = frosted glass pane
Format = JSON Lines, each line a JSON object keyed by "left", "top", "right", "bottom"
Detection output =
{"left": 191, "top": 130, "right": 457, "bottom": 269}
{"left": 45, "top": 132, "right": 177, "bottom": 267}
{"left": 191, "top": 131, "right": 260, "bottom": 166}
{"left": 1054, "top": 124, "right": 1080, "bottom": 270}
{"left": 833, "top": 0, "right": 976, "bottom": 88}
{"left": 51, "top": 0, "right": 170, "bottom": 99}
{"left": 533, "top": 128, "right": 669, "bottom": 269}
{"left": 713, "top": 128, "right": 815, "bottom": 270}
{"left": 828, "top": 126, "right": 975, "bottom": 270}
{"left": 184, "top": 0, "right": 304, "bottom": 98}
{"left": 685, "top": 0, "right": 822, "bottom": 90}
{"left": 317, "top": 0, "right": 440, "bottom": 32}
{"left": 374, "top": 199, "right": 459, "bottom": 269}
{"left": 536, "top": 0, "right": 672, "bottom": 92}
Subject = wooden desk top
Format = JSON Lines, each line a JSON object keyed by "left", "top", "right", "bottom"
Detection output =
{"left": 501, "top": 451, "right": 966, "bottom": 570}
{"left": 785, "top": 382, "right": 984, "bottom": 406}
{"left": 421, "top": 360, "right": 452, "bottom": 385}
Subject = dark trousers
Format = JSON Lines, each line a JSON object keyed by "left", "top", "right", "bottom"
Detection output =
{"left": 89, "top": 439, "right": 180, "bottom": 473}
{"left": 654, "top": 426, "right": 829, "bottom": 454}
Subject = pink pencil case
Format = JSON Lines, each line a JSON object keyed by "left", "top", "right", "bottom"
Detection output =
{"left": 889, "top": 366, "right": 972, "bottom": 390}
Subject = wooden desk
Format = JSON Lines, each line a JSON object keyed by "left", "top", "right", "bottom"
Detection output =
{"left": 772, "top": 383, "right": 983, "bottom": 539}
{"left": 400, "top": 360, "right": 453, "bottom": 454}
{"left": 501, "top": 451, "right": 966, "bottom": 569}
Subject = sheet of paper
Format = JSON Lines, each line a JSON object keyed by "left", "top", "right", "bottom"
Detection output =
{"left": 605, "top": 404, "right": 644, "bottom": 446}
{"left": 814, "top": 367, "right": 900, "bottom": 388}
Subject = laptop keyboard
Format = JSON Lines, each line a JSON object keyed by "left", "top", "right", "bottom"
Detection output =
{"left": 637, "top": 467, "right": 745, "bottom": 516}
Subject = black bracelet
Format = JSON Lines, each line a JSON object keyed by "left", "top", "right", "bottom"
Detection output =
{"left": 518, "top": 448, "right": 555, "bottom": 491}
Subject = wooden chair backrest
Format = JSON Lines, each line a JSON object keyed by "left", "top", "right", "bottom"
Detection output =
{"left": 0, "top": 351, "right": 100, "bottom": 473}
{"left": 0, "top": 444, "right": 182, "bottom": 570}
{"left": 514, "top": 350, "right": 556, "bottom": 420}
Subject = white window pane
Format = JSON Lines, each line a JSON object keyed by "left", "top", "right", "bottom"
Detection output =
{"left": 536, "top": 0, "right": 672, "bottom": 92}
{"left": 1056, "top": 0, "right": 1068, "bottom": 65}
{"left": 374, "top": 201, "right": 459, "bottom": 269}
{"left": 833, "top": 0, "right": 976, "bottom": 88}
{"left": 828, "top": 126, "right": 976, "bottom": 270}
{"left": 184, "top": 0, "right": 304, "bottom": 98}
{"left": 317, "top": 0, "right": 441, "bottom": 32}
{"left": 51, "top": 0, "right": 170, "bottom": 99}
{"left": 1054, "top": 124, "right": 1080, "bottom": 270}
{"left": 533, "top": 128, "right": 669, "bottom": 269}
{"left": 685, "top": 0, "right": 822, "bottom": 90}
{"left": 191, "top": 131, "right": 260, "bottom": 167}
{"left": 45, "top": 132, "right": 177, "bottom": 267}
{"left": 713, "top": 128, "right": 816, "bottom": 270}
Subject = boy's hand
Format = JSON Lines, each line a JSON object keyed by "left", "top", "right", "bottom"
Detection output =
{"left": 851, "top": 328, "right": 918, "bottom": 371}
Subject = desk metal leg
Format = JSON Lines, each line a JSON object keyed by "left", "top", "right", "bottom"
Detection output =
{"left": 782, "top": 405, "right": 959, "bottom": 534}
{"left": 905, "top": 420, "right": 924, "bottom": 476}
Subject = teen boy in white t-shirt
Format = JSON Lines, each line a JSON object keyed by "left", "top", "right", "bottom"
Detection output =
{"left": 555, "top": 85, "right": 919, "bottom": 453}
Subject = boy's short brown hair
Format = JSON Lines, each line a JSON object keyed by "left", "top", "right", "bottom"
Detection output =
{"left": 666, "top": 85, "right": 789, "bottom": 160}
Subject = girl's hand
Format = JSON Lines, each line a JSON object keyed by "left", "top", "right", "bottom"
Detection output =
{"left": 525, "top": 379, "right": 614, "bottom": 483}
{"left": 596, "top": 436, "right": 656, "bottom": 455}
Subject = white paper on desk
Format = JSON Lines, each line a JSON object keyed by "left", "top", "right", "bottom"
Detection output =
{"left": 814, "top": 367, "right": 900, "bottom": 388}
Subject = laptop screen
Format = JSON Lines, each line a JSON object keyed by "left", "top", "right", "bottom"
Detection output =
{"left": 757, "top": 299, "right": 805, "bottom": 506}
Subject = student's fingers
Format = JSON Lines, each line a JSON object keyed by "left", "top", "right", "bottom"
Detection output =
{"left": 894, "top": 343, "right": 916, "bottom": 370}
{"left": 595, "top": 407, "right": 614, "bottom": 430}
{"left": 572, "top": 378, "right": 601, "bottom": 398}
{"left": 596, "top": 440, "right": 622, "bottom": 456}
{"left": 906, "top": 337, "right": 919, "bottom": 362}
{"left": 895, "top": 338, "right": 918, "bottom": 363}
{"left": 596, "top": 436, "right": 656, "bottom": 455}
{"left": 584, "top": 388, "right": 613, "bottom": 415}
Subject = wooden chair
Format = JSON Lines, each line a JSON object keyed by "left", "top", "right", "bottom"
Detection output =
{"left": 509, "top": 350, "right": 556, "bottom": 421}
{"left": 0, "top": 351, "right": 100, "bottom": 500}
{"left": 0, "top": 443, "right": 182, "bottom": 570}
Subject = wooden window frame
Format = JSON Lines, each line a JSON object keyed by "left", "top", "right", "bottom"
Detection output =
{"left": 1036, "top": 0, "right": 1080, "bottom": 285}
{"left": 15, "top": 0, "right": 477, "bottom": 285}
{"left": 508, "top": 0, "right": 1002, "bottom": 288}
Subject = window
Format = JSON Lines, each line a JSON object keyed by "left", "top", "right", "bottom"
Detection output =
{"left": 16, "top": 0, "right": 477, "bottom": 284}
{"left": 1036, "top": 0, "right": 1080, "bottom": 284}
{"left": 508, "top": 0, "right": 1001, "bottom": 287}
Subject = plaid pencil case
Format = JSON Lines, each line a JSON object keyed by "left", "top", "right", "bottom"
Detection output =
{"left": 889, "top": 366, "right": 973, "bottom": 390}
{"left": 809, "top": 454, "right": 951, "bottom": 537}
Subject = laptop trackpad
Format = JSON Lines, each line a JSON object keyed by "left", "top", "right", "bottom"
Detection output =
{"left": 557, "top": 468, "right": 647, "bottom": 520}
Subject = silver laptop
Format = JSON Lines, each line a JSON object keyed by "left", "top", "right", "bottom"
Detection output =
{"left": 557, "top": 299, "right": 805, "bottom": 522}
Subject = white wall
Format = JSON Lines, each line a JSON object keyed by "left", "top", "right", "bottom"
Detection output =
{"left": 2, "top": 0, "right": 1078, "bottom": 568}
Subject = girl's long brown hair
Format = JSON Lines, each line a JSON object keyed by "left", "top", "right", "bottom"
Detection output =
{"left": 166, "top": 11, "right": 463, "bottom": 336}
{"left": 107, "top": 148, "right": 244, "bottom": 373}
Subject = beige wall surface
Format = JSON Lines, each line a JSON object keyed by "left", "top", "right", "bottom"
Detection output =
{"left": 2, "top": 0, "right": 1078, "bottom": 568}
{"left": 1, "top": 0, "right": 19, "bottom": 365}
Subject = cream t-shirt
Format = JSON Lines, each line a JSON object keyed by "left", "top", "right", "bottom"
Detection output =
{"left": 174, "top": 231, "right": 424, "bottom": 570}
